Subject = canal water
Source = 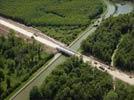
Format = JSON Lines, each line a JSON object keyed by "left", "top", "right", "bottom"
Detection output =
{"left": 114, "top": 3, "right": 133, "bottom": 16}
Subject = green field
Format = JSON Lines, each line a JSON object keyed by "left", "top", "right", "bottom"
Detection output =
{"left": 0, "top": 0, "right": 104, "bottom": 44}
{"left": 0, "top": 32, "right": 53, "bottom": 99}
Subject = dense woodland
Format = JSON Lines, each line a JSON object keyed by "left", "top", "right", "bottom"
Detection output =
{"left": 0, "top": 0, "right": 104, "bottom": 44}
{"left": 114, "top": 33, "right": 134, "bottom": 71}
{"left": 30, "top": 57, "right": 134, "bottom": 100}
{"left": 81, "top": 13, "right": 134, "bottom": 71}
{"left": 104, "top": 80, "right": 134, "bottom": 100}
{"left": 110, "top": 0, "right": 134, "bottom": 2}
{"left": 0, "top": 32, "right": 53, "bottom": 99}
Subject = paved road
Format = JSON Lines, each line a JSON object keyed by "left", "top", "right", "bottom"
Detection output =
{"left": 103, "top": 0, "right": 116, "bottom": 18}
{"left": 0, "top": 19, "right": 61, "bottom": 49}
{"left": 82, "top": 56, "right": 134, "bottom": 85}
{"left": 0, "top": 0, "right": 133, "bottom": 100}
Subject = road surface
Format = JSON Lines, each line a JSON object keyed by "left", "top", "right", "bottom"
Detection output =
{"left": 0, "top": 19, "right": 61, "bottom": 49}
{"left": 82, "top": 56, "right": 134, "bottom": 85}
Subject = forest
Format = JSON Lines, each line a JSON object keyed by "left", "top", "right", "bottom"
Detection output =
{"left": 114, "top": 33, "right": 134, "bottom": 71}
{"left": 0, "top": 32, "right": 53, "bottom": 99}
{"left": 81, "top": 13, "right": 134, "bottom": 71}
{"left": 110, "top": 0, "right": 134, "bottom": 2}
{"left": 30, "top": 57, "right": 134, "bottom": 100}
{"left": 0, "top": 0, "right": 104, "bottom": 45}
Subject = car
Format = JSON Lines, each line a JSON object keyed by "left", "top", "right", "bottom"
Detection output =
{"left": 110, "top": 67, "right": 115, "bottom": 71}
{"left": 98, "top": 66, "right": 106, "bottom": 72}
{"left": 31, "top": 36, "right": 34, "bottom": 39}
{"left": 34, "top": 33, "right": 38, "bottom": 37}
{"left": 108, "top": 66, "right": 110, "bottom": 69}
{"left": 93, "top": 24, "right": 98, "bottom": 27}
{"left": 121, "top": 2, "right": 125, "bottom": 5}
{"left": 129, "top": 76, "right": 133, "bottom": 79}
{"left": 94, "top": 61, "right": 97, "bottom": 65}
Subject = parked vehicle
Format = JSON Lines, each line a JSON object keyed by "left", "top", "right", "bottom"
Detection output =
{"left": 94, "top": 61, "right": 98, "bottom": 65}
{"left": 98, "top": 66, "right": 106, "bottom": 72}
{"left": 34, "top": 33, "right": 38, "bottom": 37}
{"left": 93, "top": 24, "right": 98, "bottom": 27}
{"left": 121, "top": 2, "right": 125, "bottom": 5}
{"left": 129, "top": 76, "right": 133, "bottom": 79}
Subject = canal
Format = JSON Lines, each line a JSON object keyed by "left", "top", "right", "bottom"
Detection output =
{"left": 9, "top": 0, "right": 133, "bottom": 100}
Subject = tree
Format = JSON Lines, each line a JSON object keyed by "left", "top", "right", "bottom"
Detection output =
{"left": 30, "top": 86, "right": 42, "bottom": 100}
{"left": 0, "top": 85, "right": 4, "bottom": 97}
{"left": 6, "top": 77, "right": 11, "bottom": 89}
{"left": 30, "top": 57, "right": 113, "bottom": 100}
{"left": 104, "top": 91, "right": 118, "bottom": 100}
{"left": 0, "top": 71, "right": 4, "bottom": 82}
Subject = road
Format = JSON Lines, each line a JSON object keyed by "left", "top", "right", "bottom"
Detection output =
{"left": 0, "top": 0, "right": 133, "bottom": 100}
{"left": 82, "top": 56, "right": 134, "bottom": 85}
{"left": 0, "top": 18, "right": 61, "bottom": 49}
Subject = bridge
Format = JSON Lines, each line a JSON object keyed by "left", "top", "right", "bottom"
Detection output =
{"left": 0, "top": 16, "right": 134, "bottom": 86}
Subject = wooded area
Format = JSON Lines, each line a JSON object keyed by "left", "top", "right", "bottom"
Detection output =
{"left": 30, "top": 57, "right": 134, "bottom": 100}
{"left": 0, "top": 32, "right": 53, "bottom": 99}
{"left": 81, "top": 13, "right": 134, "bottom": 71}
{"left": 114, "top": 33, "right": 134, "bottom": 71}
{"left": 110, "top": 0, "right": 134, "bottom": 2}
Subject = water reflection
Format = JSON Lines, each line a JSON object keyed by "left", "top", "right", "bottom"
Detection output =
{"left": 114, "top": 3, "right": 133, "bottom": 16}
